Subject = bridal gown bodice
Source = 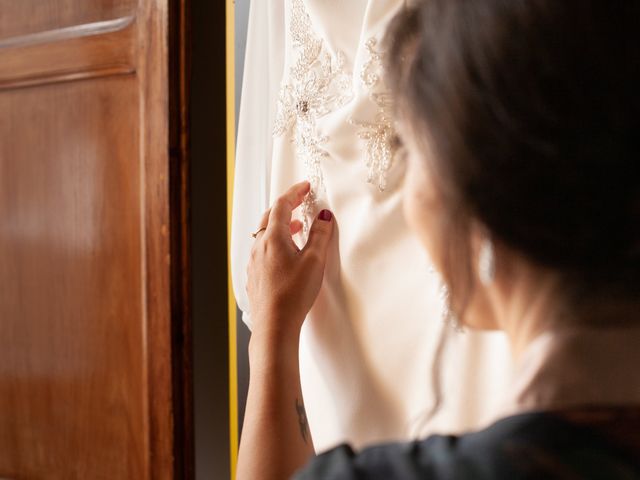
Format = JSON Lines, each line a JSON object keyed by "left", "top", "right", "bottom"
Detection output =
{"left": 231, "top": 0, "right": 513, "bottom": 452}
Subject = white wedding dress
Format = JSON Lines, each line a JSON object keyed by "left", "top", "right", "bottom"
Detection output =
{"left": 232, "top": 0, "right": 513, "bottom": 452}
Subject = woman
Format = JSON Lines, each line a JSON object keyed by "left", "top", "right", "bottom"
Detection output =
{"left": 237, "top": 0, "right": 640, "bottom": 478}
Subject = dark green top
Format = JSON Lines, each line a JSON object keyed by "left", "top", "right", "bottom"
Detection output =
{"left": 294, "top": 412, "right": 640, "bottom": 479}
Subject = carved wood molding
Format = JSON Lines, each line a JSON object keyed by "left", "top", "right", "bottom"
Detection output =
{"left": 0, "top": 16, "right": 135, "bottom": 50}
{"left": 0, "top": 16, "right": 136, "bottom": 90}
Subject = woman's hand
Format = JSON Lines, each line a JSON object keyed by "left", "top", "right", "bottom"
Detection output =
{"left": 247, "top": 181, "right": 334, "bottom": 343}
{"left": 239, "top": 182, "right": 330, "bottom": 480}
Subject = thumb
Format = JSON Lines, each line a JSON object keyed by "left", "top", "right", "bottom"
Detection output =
{"left": 304, "top": 209, "right": 334, "bottom": 263}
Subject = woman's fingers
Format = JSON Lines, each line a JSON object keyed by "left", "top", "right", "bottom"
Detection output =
{"left": 290, "top": 219, "right": 304, "bottom": 235}
{"left": 268, "top": 181, "right": 311, "bottom": 234}
{"left": 255, "top": 213, "right": 303, "bottom": 239}
{"left": 256, "top": 208, "right": 271, "bottom": 234}
{"left": 303, "top": 209, "right": 334, "bottom": 263}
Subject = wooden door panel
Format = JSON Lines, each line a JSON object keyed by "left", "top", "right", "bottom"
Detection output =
{"left": 0, "top": 0, "right": 136, "bottom": 40}
{"left": 0, "top": 77, "right": 144, "bottom": 479}
{"left": 0, "top": 0, "right": 178, "bottom": 478}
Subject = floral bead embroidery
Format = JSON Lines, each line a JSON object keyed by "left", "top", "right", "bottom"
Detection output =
{"left": 350, "top": 37, "right": 400, "bottom": 192}
{"left": 273, "top": 0, "right": 353, "bottom": 234}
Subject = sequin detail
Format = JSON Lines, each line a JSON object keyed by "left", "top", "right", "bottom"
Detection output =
{"left": 273, "top": 0, "right": 353, "bottom": 234}
{"left": 350, "top": 37, "right": 399, "bottom": 192}
{"left": 360, "top": 37, "right": 383, "bottom": 89}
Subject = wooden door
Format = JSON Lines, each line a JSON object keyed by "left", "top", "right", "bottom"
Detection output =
{"left": 0, "top": 1, "right": 189, "bottom": 478}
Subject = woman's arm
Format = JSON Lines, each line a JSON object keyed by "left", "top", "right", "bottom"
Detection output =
{"left": 237, "top": 327, "right": 313, "bottom": 480}
{"left": 237, "top": 181, "right": 335, "bottom": 480}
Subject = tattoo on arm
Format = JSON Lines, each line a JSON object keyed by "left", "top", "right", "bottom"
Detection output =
{"left": 295, "top": 398, "right": 310, "bottom": 444}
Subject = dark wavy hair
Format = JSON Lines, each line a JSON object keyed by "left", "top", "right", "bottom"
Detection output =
{"left": 385, "top": 0, "right": 640, "bottom": 321}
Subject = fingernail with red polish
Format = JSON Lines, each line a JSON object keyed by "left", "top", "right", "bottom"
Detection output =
{"left": 319, "top": 209, "right": 332, "bottom": 222}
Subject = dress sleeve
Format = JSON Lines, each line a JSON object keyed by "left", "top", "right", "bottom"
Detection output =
{"left": 292, "top": 437, "right": 482, "bottom": 480}
{"left": 231, "top": 0, "right": 285, "bottom": 328}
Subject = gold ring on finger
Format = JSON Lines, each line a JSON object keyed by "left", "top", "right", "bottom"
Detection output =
{"left": 251, "top": 227, "right": 267, "bottom": 239}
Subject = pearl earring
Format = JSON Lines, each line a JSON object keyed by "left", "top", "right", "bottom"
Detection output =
{"left": 478, "top": 238, "right": 496, "bottom": 285}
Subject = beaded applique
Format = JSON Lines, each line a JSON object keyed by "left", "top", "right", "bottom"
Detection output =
{"left": 350, "top": 37, "right": 400, "bottom": 192}
{"left": 273, "top": 0, "right": 353, "bottom": 234}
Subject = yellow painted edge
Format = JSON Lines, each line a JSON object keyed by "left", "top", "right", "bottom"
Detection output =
{"left": 225, "top": 0, "right": 239, "bottom": 479}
